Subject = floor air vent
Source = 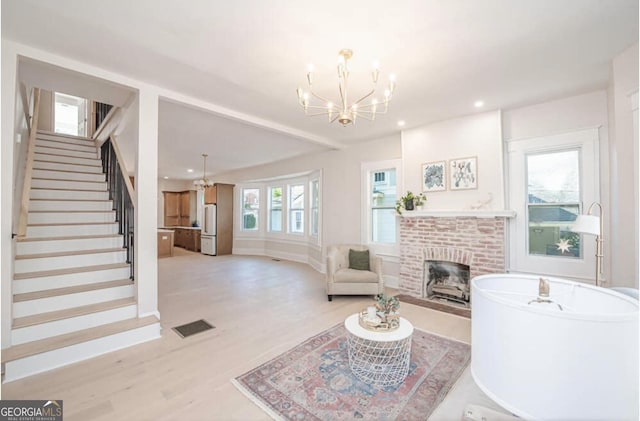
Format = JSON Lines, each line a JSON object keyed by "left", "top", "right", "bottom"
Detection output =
{"left": 172, "top": 319, "right": 215, "bottom": 338}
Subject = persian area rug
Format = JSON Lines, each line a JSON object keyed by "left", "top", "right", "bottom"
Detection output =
{"left": 397, "top": 294, "right": 471, "bottom": 319}
{"left": 232, "top": 323, "right": 470, "bottom": 420}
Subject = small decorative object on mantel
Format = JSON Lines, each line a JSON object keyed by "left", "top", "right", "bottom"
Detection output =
{"left": 395, "top": 191, "right": 427, "bottom": 214}
{"left": 358, "top": 293, "right": 401, "bottom": 331}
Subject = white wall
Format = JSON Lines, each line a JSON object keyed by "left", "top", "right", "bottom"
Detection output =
{"left": 401, "top": 111, "right": 505, "bottom": 210}
{"left": 608, "top": 43, "right": 639, "bottom": 288}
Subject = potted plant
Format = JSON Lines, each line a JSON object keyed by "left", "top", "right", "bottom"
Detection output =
{"left": 395, "top": 191, "right": 426, "bottom": 214}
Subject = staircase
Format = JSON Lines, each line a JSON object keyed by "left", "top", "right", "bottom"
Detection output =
{"left": 3, "top": 131, "right": 161, "bottom": 382}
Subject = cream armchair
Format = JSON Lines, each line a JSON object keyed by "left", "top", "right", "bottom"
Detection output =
{"left": 326, "top": 244, "right": 384, "bottom": 301}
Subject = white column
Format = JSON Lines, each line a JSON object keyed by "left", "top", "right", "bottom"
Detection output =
{"left": 1, "top": 43, "right": 18, "bottom": 348}
{"left": 135, "top": 88, "right": 159, "bottom": 318}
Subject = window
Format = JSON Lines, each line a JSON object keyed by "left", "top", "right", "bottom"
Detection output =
{"left": 269, "top": 187, "right": 283, "bottom": 232}
{"left": 288, "top": 184, "right": 304, "bottom": 234}
{"left": 241, "top": 188, "right": 259, "bottom": 230}
{"left": 54, "top": 93, "right": 87, "bottom": 137}
{"left": 507, "top": 128, "right": 599, "bottom": 280}
{"left": 527, "top": 150, "right": 581, "bottom": 258}
{"left": 310, "top": 179, "right": 319, "bottom": 236}
{"left": 370, "top": 169, "right": 397, "bottom": 243}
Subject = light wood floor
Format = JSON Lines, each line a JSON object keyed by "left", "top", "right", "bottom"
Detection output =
{"left": 2, "top": 250, "right": 473, "bottom": 420}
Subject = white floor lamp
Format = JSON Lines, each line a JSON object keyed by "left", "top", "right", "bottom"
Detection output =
{"left": 572, "top": 202, "right": 603, "bottom": 287}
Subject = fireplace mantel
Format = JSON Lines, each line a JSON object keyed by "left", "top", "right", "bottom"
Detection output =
{"left": 399, "top": 209, "right": 516, "bottom": 218}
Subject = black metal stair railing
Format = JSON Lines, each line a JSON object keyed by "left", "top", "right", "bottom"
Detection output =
{"left": 95, "top": 102, "right": 113, "bottom": 132}
{"left": 101, "top": 138, "right": 134, "bottom": 280}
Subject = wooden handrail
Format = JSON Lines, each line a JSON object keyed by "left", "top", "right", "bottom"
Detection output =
{"left": 16, "top": 88, "right": 41, "bottom": 238}
{"left": 109, "top": 134, "right": 136, "bottom": 208}
{"left": 92, "top": 106, "right": 118, "bottom": 141}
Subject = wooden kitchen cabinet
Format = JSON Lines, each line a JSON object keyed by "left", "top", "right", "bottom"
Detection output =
{"left": 163, "top": 191, "right": 192, "bottom": 227}
{"left": 204, "top": 185, "right": 217, "bottom": 204}
{"left": 172, "top": 228, "right": 201, "bottom": 252}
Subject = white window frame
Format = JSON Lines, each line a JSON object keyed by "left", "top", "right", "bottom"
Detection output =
{"left": 361, "top": 159, "right": 402, "bottom": 257}
{"left": 268, "top": 185, "right": 283, "bottom": 233}
{"left": 240, "top": 187, "right": 260, "bottom": 231}
{"left": 287, "top": 183, "right": 305, "bottom": 235}
{"left": 309, "top": 178, "right": 320, "bottom": 239}
{"left": 507, "top": 128, "right": 599, "bottom": 281}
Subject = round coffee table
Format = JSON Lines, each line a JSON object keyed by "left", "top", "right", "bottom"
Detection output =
{"left": 344, "top": 313, "right": 414, "bottom": 388}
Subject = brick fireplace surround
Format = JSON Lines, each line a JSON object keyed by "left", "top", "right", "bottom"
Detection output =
{"left": 398, "top": 210, "right": 515, "bottom": 300}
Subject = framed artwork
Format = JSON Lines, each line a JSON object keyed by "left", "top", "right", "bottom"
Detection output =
{"left": 421, "top": 161, "right": 446, "bottom": 192}
{"left": 449, "top": 157, "right": 478, "bottom": 190}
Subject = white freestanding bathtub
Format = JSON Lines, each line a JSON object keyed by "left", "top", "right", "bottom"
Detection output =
{"left": 471, "top": 274, "right": 639, "bottom": 421}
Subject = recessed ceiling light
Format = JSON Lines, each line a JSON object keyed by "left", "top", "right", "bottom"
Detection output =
{"left": 397, "top": 120, "right": 406, "bottom": 127}
{"left": 187, "top": 169, "right": 194, "bottom": 173}
{"left": 163, "top": 176, "right": 169, "bottom": 179}
{"left": 474, "top": 100, "right": 484, "bottom": 108}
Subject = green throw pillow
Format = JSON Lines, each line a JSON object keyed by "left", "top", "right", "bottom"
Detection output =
{"left": 349, "top": 249, "right": 370, "bottom": 271}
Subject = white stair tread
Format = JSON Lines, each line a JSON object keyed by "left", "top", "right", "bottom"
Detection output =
{"left": 32, "top": 177, "right": 105, "bottom": 184}
{"left": 17, "top": 234, "right": 120, "bottom": 242}
{"left": 14, "top": 279, "right": 133, "bottom": 302}
{"left": 15, "top": 247, "right": 125, "bottom": 260}
{"left": 34, "top": 158, "right": 101, "bottom": 168}
{"left": 2, "top": 316, "right": 158, "bottom": 363}
{"left": 14, "top": 262, "right": 130, "bottom": 280}
{"left": 28, "top": 222, "right": 117, "bottom": 226}
{"left": 30, "top": 187, "right": 107, "bottom": 193}
{"left": 37, "top": 131, "right": 93, "bottom": 142}
{"left": 13, "top": 297, "right": 136, "bottom": 329}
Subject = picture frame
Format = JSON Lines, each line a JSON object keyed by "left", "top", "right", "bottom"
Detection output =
{"left": 421, "top": 161, "right": 446, "bottom": 192}
{"left": 449, "top": 157, "right": 478, "bottom": 190}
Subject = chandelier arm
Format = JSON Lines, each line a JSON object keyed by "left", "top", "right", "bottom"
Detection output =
{"left": 304, "top": 111, "right": 336, "bottom": 117}
{"left": 308, "top": 87, "right": 334, "bottom": 105}
{"left": 303, "top": 105, "right": 337, "bottom": 111}
{"left": 330, "top": 113, "right": 341, "bottom": 123}
{"left": 351, "top": 89, "right": 377, "bottom": 107}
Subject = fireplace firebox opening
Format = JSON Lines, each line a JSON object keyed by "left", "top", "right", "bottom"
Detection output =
{"left": 423, "top": 260, "right": 471, "bottom": 307}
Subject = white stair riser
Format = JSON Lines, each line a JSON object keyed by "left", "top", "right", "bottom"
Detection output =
{"left": 32, "top": 160, "right": 103, "bottom": 174}
{"left": 35, "top": 146, "right": 96, "bottom": 159}
{"left": 11, "top": 305, "right": 138, "bottom": 345}
{"left": 34, "top": 153, "right": 100, "bottom": 167}
{"left": 36, "top": 139, "right": 97, "bottom": 154}
{"left": 26, "top": 223, "right": 119, "bottom": 238}
{"left": 14, "top": 267, "right": 131, "bottom": 294}
{"left": 29, "top": 200, "right": 113, "bottom": 212}
{"left": 31, "top": 179, "right": 107, "bottom": 191}
{"left": 3, "top": 323, "right": 160, "bottom": 383}
{"left": 28, "top": 211, "right": 115, "bottom": 224}
{"left": 30, "top": 189, "right": 109, "bottom": 201}
{"left": 36, "top": 132, "right": 92, "bottom": 144}
{"left": 32, "top": 169, "right": 105, "bottom": 182}
{"left": 13, "top": 285, "right": 135, "bottom": 318}
{"left": 17, "top": 236, "right": 123, "bottom": 255}
{"left": 15, "top": 250, "right": 127, "bottom": 273}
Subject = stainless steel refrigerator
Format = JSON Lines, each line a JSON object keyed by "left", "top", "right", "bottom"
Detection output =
{"left": 201, "top": 204, "right": 216, "bottom": 255}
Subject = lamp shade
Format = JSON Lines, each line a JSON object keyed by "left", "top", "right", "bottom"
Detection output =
{"left": 572, "top": 214, "right": 600, "bottom": 236}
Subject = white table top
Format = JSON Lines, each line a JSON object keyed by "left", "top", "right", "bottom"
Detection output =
{"left": 344, "top": 313, "right": 414, "bottom": 342}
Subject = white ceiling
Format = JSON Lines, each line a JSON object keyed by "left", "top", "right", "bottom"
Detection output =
{"left": 3, "top": 0, "right": 638, "bottom": 179}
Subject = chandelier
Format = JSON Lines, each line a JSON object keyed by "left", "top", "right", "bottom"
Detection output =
{"left": 296, "top": 49, "right": 396, "bottom": 126}
{"left": 193, "top": 153, "right": 214, "bottom": 189}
